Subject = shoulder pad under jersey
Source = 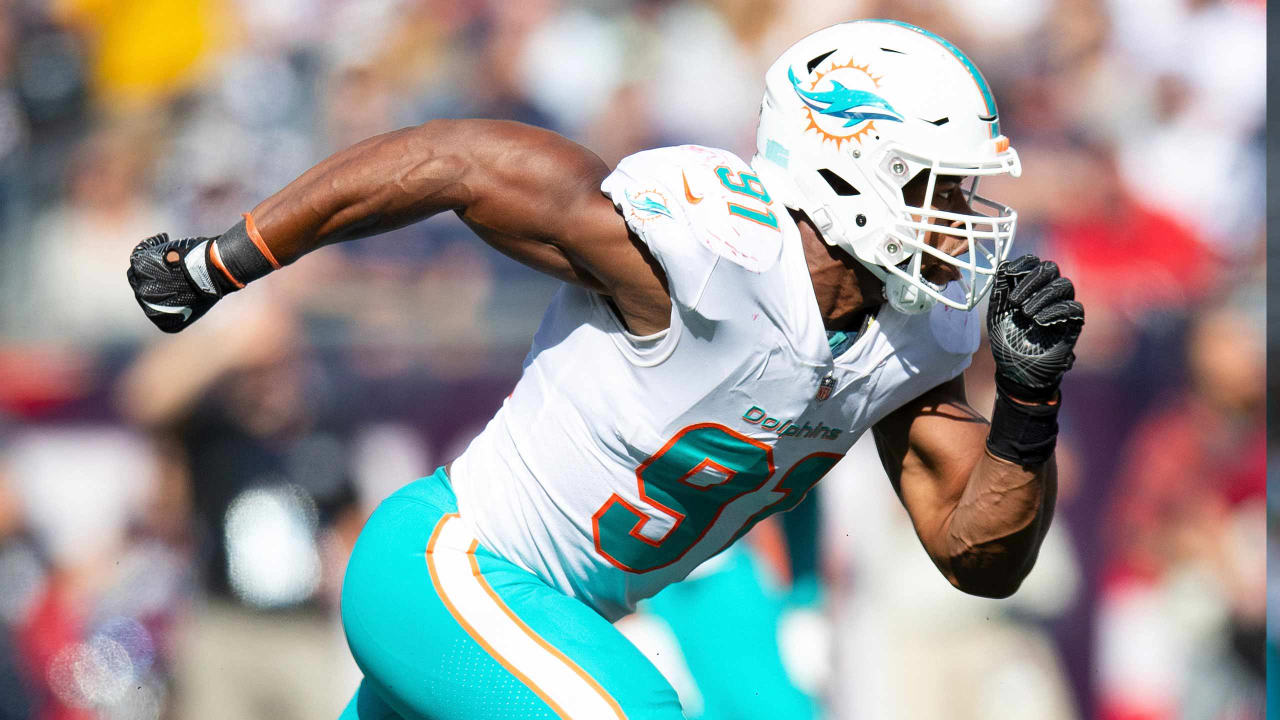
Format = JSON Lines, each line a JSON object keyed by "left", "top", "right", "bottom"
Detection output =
{"left": 602, "top": 146, "right": 788, "bottom": 277}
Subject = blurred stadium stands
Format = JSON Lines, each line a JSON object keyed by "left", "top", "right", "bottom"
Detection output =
{"left": 0, "top": 0, "right": 1265, "bottom": 718}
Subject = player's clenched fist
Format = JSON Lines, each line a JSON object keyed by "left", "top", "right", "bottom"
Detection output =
{"left": 127, "top": 233, "right": 236, "bottom": 333}
{"left": 128, "top": 217, "right": 280, "bottom": 333}
{"left": 986, "top": 255, "right": 1085, "bottom": 403}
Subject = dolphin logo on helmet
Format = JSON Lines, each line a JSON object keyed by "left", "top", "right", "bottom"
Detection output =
{"left": 753, "top": 20, "right": 1021, "bottom": 316}
{"left": 787, "top": 67, "right": 904, "bottom": 127}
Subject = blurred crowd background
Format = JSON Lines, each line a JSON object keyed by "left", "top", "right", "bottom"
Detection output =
{"left": 0, "top": 0, "right": 1266, "bottom": 718}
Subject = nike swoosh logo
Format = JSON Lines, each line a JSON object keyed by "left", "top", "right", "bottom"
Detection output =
{"left": 682, "top": 171, "right": 703, "bottom": 204}
{"left": 142, "top": 299, "right": 192, "bottom": 322}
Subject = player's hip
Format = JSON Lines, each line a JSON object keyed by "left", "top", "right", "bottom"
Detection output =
{"left": 339, "top": 467, "right": 682, "bottom": 719}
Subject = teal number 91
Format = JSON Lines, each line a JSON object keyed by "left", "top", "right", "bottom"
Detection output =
{"left": 715, "top": 166, "right": 779, "bottom": 230}
{"left": 591, "top": 423, "right": 842, "bottom": 573}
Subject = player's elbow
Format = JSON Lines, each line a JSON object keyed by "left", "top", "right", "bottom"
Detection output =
{"left": 946, "top": 549, "right": 1036, "bottom": 599}
{"left": 949, "top": 571, "right": 1026, "bottom": 599}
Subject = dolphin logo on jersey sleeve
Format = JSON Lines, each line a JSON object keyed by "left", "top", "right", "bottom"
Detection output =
{"left": 631, "top": 190, "right": 673, "bottom": 218}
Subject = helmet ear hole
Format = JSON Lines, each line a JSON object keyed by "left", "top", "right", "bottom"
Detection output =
{"left": 817, "top": 169, "right": 860, "bottom": 196}
{"left": 900, "top": 168, "right": 932, "bottom": 203}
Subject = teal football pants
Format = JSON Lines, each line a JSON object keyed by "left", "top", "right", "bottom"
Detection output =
{"left": 337, "top": 468, "right": 683, "bottom": 720}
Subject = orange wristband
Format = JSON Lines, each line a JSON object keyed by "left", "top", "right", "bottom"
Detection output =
{"left": 242, "top": 212, "right": 281, "bottom": 269}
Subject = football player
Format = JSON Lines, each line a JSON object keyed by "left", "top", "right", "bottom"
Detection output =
{"left": 127, "top": 20, "right": 1082, "bottom": 719}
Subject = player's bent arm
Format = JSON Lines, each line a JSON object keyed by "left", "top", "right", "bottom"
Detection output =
{"left": 872, "top": 375, "right": 1057, "bottom": 599}
{"left": 128, "top": 119, "right": 671, "bottom": 334}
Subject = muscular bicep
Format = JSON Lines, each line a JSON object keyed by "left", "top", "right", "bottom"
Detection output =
{"left": 871, "top": 374, "right": 990, "bottom": 565}
{"left": 448, "top": 121, "right": 670, "bottom": 326}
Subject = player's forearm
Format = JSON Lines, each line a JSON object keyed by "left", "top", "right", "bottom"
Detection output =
{"left": 128, "top": 119, "right": 622, "bottom": 333}
{"left": 249, "top": 121, "right": 472, "bottom": 264}
{"left": 941, "top": 452, "right": 1056, "bottom": 598}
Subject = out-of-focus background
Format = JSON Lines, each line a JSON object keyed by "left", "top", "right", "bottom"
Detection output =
{"left": 0, "top": 0, "right": 1266, "bottom": 718}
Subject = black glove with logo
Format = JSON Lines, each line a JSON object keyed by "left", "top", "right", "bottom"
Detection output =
{"left": 984, "top": 255, "right": 1084, "bottom": 467}
{"left": 986, "top": 255, "right": 1084, "bottom": 403}
{"left": 127, "top": 233, "right": 237, "bottom": 333}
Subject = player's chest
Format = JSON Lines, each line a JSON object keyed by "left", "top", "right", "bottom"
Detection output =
{"left": 640, "top": 329, "right": 886, "bottom": 455}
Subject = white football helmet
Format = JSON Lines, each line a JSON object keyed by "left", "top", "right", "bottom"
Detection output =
{"left": 752, "top": 19, "right": 1021, "bottom": 314}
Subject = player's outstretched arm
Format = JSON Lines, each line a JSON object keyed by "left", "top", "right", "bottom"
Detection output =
{"left": 872, "top": 256, "right": 1083, "bottom": 598}
{"left": 127, "top": 120, "right": 670, "bottom": 334}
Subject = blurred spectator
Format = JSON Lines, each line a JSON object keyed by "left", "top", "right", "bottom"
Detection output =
{"left": 1267, "top": 461, "right": 1280, "bottom": 720}
{"left": 0, "top": 449, "right": 39, "bottom": 719}
{"left": 1098, "top": 301, "right": 1265, "bottom": 720}
{"left": 0, "top": 0, "right": 28, "bottom": 245}
{"left": 5, "top": 424, "right": 182, "bottom": 720}
{"left": 51, "top": 0, "right": 226, "bottom": 110}
{"left": 1041, "top": 141, "right": 1220, "bottom": 370}
{"left": 645, "top": 1, "right": 765, "bottom": 152}
{"left": 1111, "top": 0, "right": 1265, "bottom": 259}
{"left": 119, "top": 303, "right": 362, "bottom": 719}
{"left": 518, "top": 4, "right": 627, "bottom": 138}
{"left": 7, "top": 125, "right": 171, "bottom": 345}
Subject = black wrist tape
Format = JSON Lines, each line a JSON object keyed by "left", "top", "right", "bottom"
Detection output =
{"left": 213, "top": 218, "right": 276, "bottom": 288}
{"left": 994, "top": 374, "right": 1058, "bottom": 405}
{"left": 986, "top": 385, "right": 1060, "bottom": 467}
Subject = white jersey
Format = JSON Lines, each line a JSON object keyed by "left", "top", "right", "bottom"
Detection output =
{"left": 451, "top": 145, "right": 978, "bottom": 621}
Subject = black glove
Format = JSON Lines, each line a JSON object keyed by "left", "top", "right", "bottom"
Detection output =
{"left": 127, "top": 233, "right": 238, "bottom": 333}
{"left": 987, "top": 255, "right": 1085, "bottom": 403}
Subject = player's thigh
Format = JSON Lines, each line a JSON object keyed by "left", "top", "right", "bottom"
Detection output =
{"left": 341, "top": 478, "right": 681, "bottom": 719}
{"left": 467, "top": 551, "right": 684, "bottom": 720}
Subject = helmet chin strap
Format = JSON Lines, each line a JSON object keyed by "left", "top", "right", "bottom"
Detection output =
{"left": 858, "top": 257, "right": 937, "bottom": 315}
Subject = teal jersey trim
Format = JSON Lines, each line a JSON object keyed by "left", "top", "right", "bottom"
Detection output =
{"left": 862, "top": 19, "right": 999, "bottom": 137}
{"left": 825, "top": 328, "right": 860, "bottom": 357}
